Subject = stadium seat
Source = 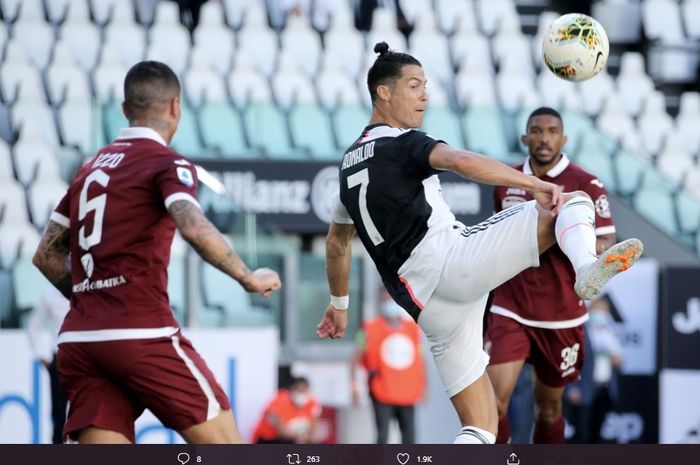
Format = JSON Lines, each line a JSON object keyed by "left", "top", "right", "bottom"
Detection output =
{"left": 227, "top": 52, "right": 273, "bottom": 108}
{"left": 597, "top": 95, "right": 643, "bottom": 157}
{"left": 455, "top": 67, "right": 497, "bottom": 108}
{"left": 676, "top": 92, "right": 700, "bottom": 156}
{"left": 401, "top": 0, "right": 433, "bottom": 24}
{"left": 492, "top": 15, "right": 535, "bottom": 78}
{"left": 496, "top": 57, "right": 540, "bottom": 114}
{"left": 575, "top": 135, "right": 617, "bottom": 191}
{"left": 332, "top": 103, "right": 370, "bottom": 151}
{"left": 46, "top": 44, "right": 92, "bottom": 105}
{"left": 91, "top": 0, "right": 136, "bottom": 26}
{"left": 633, "top": 185, "right": 679, "bottom": 237}
{"left": 616, "top": 52, "right": 655, "bottom": 118}
{"left": 192, "top": 2, "right": 236, "bottom": 76}
{"left": 366, "top": 10, "right": 407, "bottom": 51}
{"left": 12, "top": 135, "right": 61, "bottom": 190}
{"left": 12, "top": 15, "right": 54, "bottom": 70}
{"left": 184, "top": 50, "right": 228, "bottom": 107}
{"left": 0, "top": 179, "right": 29, "bottom": 224}
{"left": 685, "top": 168, "right": 700, "bottom": 199}
{"left": 531, "top": 12, "right": 561, "bottom": 70}
{"left": 409, "top": 28, "right": 454, "bottom": 85}
{"left": 11, "top": 98, "right": 61, "bottom": 149}
{"left": 102, "top": 99, "right": 128, "bottom": 143}
{"left": 323, "top": 26, "right": 366, "bottom": 81}
{"left": 559, "top": 110, "right": 598, "bottom": 155}
{"left": 316, "top": 58, "right": 362, "bottom": 111}
{"left": 243, "top": 102, "right": 302, "bottom": 159}
{"left": 147, "top": 2, "right": 191, "bottom": 76}
{"left": 222, "top": 0, "right": 256, "bottom": 30}
{"left": 47, "top": 0, "right": 87, "bottom": 23}
{"left": 683, "top": 0, "right": 700, "bottom": 39}
{"left": 170, "top": 101, "right": 207, "bottom": 158}
{"left": 655, "top": 134, "right": 695, "bottom": 188}
{"left": 92, "top": 45, "right": 127, "bottom": 103}
{"left": 0, "top": 139, "right": 12, "bottom": 182}
{"left": 577, "top": 69, "right": 615, "bottom": 117}
{"left": 675, "top": 190, "right": 700, "bottom": 237}
{"left": 237, "top": 5, "right": 279, "bottom": 77}
{"left": 28, "top": 176, "right": 67, "bottom": 230}
{"left": 422, "top": 105, "right": 466, "bottom": 149}
{"left": 201, "top": 262, "right": 273, "bottom": 327}
{"left": 272, "top": 52, "right": 317, "bottom": 109}
{"left": 591, "top": 0, "right": 642, "bottom": 44}
{"left": 279, "top": 14, "right": 323, "bottom": 78}
{"left": 288, "top": 103, "right": 336, "bottom": 159}
{"left": 642, "top": 0, "right": 684, "bottom": 43}
{"left": 536, "top": 70, "right": 584, "bottom": 110}
{"left": 0, "top": 222, "right": 40, "bottom": 270}
{"left": 611, "top": 148, "right": 648, "bottom": 198}
{"left": 59, "top": 99, "right": 95, "bottom": 155}
{"left": 451, "top": 31, "right": 493, "bottom": 75}
{"left": 198, "top": 101, "right": 253, "bottom": 158}
{"left": 435, "top": 0, "right": 476, "bottom": 34}
{"left": 11, "top": 256, "right": 53, "bottom": 312}
{"left": 637, "top": 91, "right": 674, "bottom": 156}
{"left": 104, "top": 22, "right": 146, "bottom": 69}
{"left": 134, "top": 0, "right": 158, "bottom": 26}
{"left": 475, "top": 0, "right": 518, "bottom": 37}
{"left": 0, "top": 22, "right": 6, "bottom": 59}
{"left": 463, "top": 107, "right": 510, "bottom": 160}
{"left": 56, "top": 16, "right": 101, "bottom": 73}
{"left": 1, "top": 41, "right": 45, "bottom": 103}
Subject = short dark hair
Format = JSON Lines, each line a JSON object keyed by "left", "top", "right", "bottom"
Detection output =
{"left": 123, "top": 61, "right": 180, "bottom": 120}
{"left": 288, "top": 376, "right": 309, "bottom": 389}
{"left": 366, "top": 42, "right": 421, "bottom": 103}
{"left": 526, "top": 107, "right": 563, "bottom": 131}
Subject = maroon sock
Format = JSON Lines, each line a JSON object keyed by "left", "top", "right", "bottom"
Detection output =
{"left": 496, "top": 416, "right": 511, "bottom": 444}
{"left": 533, "top": 415, "right": 565, "bottom": 444}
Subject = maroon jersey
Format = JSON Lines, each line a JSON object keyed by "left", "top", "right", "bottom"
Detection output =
{"left": 50, "top": 127, "right": 200, "bottom": 340}
{"left": 491, "top": 155, "right": 615, "bottom": 327}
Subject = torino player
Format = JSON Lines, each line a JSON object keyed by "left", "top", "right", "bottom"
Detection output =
{"left": 485, "top": 107, "right": 620, "bottom": 443}
{"left": 315, "top": 44, "right": 642, "bottom": 444}
{"left": 32, "top": 61, "right": 281, "bottom": 444}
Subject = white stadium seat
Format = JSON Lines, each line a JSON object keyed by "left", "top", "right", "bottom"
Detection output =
{"left": 616, "top": 52, "right": 655, "bottom": 117}
{"left": 676, "top": 92, "right": 700, "bottom": 156}
{"left": 637, "top": 91, "right": 674, "bottom": 156}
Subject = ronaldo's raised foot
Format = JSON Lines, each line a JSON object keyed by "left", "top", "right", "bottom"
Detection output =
{"left": 574, "top": 238, "right": 643, "bottom": 300}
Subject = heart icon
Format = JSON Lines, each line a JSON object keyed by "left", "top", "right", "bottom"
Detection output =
{"left": 396, "top": 453, "right": 410, "bottom": 465}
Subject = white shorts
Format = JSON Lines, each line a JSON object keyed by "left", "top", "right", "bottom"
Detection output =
{"left": 417, "top": 200, "right": 540, "bottom": 397}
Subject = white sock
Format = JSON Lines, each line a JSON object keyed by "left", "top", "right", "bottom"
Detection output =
{"left": 454, "top": 426, "right": 496, "bottom": 444}
{"left": 555, "top": 196, "right": 598, "bottom": 275}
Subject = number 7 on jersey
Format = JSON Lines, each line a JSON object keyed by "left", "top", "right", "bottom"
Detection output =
{"left": 347, "top": 168, "right": 384, "bottom": 246}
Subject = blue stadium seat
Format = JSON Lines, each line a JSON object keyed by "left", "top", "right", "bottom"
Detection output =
{"left": 633, "top": 185, "right": 678, "bottom": 237}
{"left": 462, "top": 107, "right": 510, "bottom": 161}
{"left": 422, "top": 105, "right": 466, "bottom": 149}
{"left": 675, "top": 190, "right": 700, "bottom": 236}
{"left": 11, "top": 256, "right": 53, "bottom": 312}
{"left": 199, "top": 101, "right": 253, "bottom": 159}
{"left": 170, "top": 101, "right": 209, "bottom": 159}
{"left": 332, "top": 104, "right": 370, "bottom": 151}
{"left": 612, "top": 148, "right": 648, "bottom": 198}
{"left": 243, "top": 102, "right": 304, "bottom": 159}
{"left": 103, "top": 100, "right": 127, "bottom": 143}
{"left": 288, "top": 103, "right": 337, "bottom": 160}
{"left": 575, "top": 133, "right": 617, "bottom": 190}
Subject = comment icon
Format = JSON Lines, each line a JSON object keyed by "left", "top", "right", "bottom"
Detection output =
{"left": 177, "top": 452, "right": 190, "bottom": 465}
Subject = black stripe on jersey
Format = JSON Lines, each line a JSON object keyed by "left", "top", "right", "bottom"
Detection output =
{"left": 457, "top": 204, "right": 526, "bottom": 238}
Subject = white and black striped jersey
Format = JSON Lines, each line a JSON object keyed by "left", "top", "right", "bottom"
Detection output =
{"left": 333, "top": 124, "right": 460, "bottom": 320}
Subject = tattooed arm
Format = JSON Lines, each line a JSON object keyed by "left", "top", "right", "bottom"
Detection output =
{"left": 168, "top": 200, "right": 281, "bottom": 296}
{"left": 33, "top": 221, "right": 72, "bottom": 299}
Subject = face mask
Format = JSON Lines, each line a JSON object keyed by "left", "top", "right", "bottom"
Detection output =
{"left": 381, "top": 300, "right": 404, "bottom": 319}
{"left": 290, "top": 392, "right": 309, "bottom": 407}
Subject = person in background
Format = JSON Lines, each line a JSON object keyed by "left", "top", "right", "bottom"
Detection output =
{"left": 350, "top": 289, "right": 425, "bottom": 443}
{"left": 252, "top": 377, "right": 321, "bottom": 444}
{"left": 26, "top": 287, "right": 70, "bottom": 444}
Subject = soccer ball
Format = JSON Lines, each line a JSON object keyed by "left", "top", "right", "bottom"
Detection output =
{"left": 542, "top": 13, "right": 609, "bottom": 82}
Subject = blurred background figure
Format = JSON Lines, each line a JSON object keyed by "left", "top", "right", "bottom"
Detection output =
{"left": 252, "top": 376, "right": 321, "bottom": 443}
{"left": 350, "top": 290, "right": 425, "bottom": 444}
{"left": 26, "top": 287, "right": 69, "bottom": 444}
{"left": 564, "top": 294, "right": 623, "bottom": 443}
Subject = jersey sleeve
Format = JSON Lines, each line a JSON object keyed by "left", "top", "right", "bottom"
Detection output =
{"left": 154, "top": 156, "right": 201, "bottom": 211}
{"left": 331, "top": 194, "right": 354, "bottom": 224}
{"left": 49, "top": 192, "right": 70, "bottom": 228}
{"left": 581, "top": 175, "right": 615, "bottom": 236}
{"left": 397, "top": 130, "right": 443, "bottom": 177}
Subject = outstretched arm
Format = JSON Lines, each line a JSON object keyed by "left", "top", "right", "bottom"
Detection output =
{"left": 168, "top": 200, "right": 281, "bottom": 297}
{"left": 429, "top": 143, "right": 563, "bottom": 214}
{"left": 33, "top": 221, "right": 72, "bottom": 299}
{"left": 316, "top": 221, "right": 355, "bottom": 339}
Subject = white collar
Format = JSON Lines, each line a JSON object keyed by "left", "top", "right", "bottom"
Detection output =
{"left": 116, "top": 127, "right": 168, "bottom": 147}
{"left": 523, "top": 153, "right": 570, "bottom": 178}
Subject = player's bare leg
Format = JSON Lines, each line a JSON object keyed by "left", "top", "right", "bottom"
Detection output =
{"left": 533, "top": 376, "right": 565, "bottom": 443}
{"left": 450, "top": 372, "right": 499, "bottom": 443}
{"left": 77, "top": 426, "right": 132, "bottom": 444}
{"left": 485, "top": 359, "right": 526, "bottom": 443}
{"left": 179, "top": 409, "right": 243, "bottom": 444}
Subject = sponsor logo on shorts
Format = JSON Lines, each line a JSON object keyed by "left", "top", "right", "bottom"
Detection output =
{"left": 73, "top": 275, "right": 127, "bottom": 293}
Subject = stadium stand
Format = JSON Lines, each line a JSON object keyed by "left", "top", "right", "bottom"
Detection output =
{"left": 0, "top": 0, "right": 698, "bottom": 330}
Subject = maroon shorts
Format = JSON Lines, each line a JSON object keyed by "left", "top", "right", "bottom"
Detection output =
{"left": 56, "top": 331, "right": 231, "bottom": 442}
{"left": 484, "top": 312, "right": 585, "bottom": 387}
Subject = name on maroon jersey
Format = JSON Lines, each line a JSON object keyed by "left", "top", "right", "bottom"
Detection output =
{"left": 73, "top": 275, "right": 127, "bottom": 293}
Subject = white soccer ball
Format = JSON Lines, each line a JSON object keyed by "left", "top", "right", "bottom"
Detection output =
{"left": 542, "top": 13, "right": 609, "bottom": 82}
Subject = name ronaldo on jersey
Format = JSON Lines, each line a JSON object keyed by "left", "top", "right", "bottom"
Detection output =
{"left": 341, "top": 141, "right": 375, "bottom": 170}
